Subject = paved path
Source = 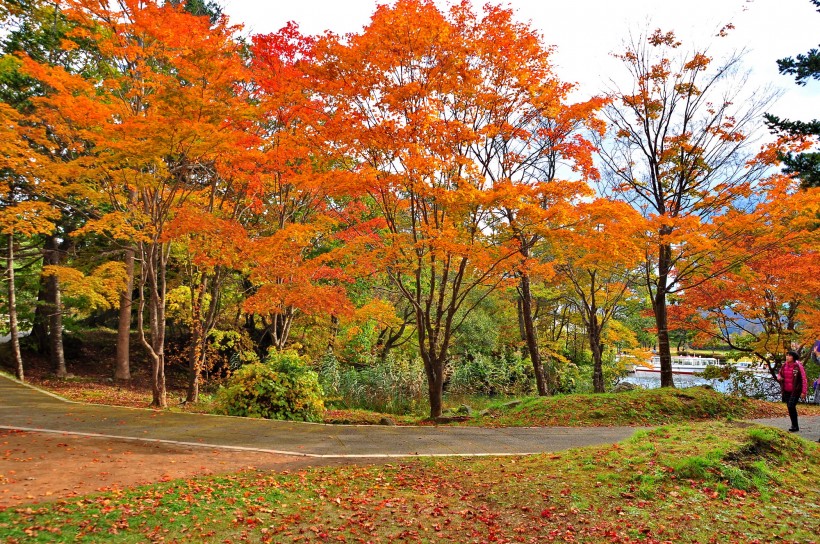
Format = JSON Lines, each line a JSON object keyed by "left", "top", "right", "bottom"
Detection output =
{"left": 0, "top": 374, "right": 816, "bottom": 458}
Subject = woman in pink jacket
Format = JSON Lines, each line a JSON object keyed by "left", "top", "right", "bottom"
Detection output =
{"left": 777, "top": 350, "right": 808, "bottom": 432}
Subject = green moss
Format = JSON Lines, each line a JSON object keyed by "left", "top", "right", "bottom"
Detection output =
{"left": 475, "top": 386, "right": 757, "bottom": 427}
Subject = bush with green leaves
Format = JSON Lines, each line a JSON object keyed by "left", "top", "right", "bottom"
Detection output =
{"left": 214, "top": 350, "right": 324, "bottom": 422}
{"left": 698, "top": 364, "right": 781, "bottom": 400}
{"left": 451, "top": 308, "right": 500, "bottom": 357}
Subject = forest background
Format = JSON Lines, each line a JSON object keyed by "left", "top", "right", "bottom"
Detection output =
{"left": 0, "top": 0, "right": 818, "bottom": 420}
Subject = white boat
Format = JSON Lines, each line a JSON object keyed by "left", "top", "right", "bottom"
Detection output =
{"left": 631, "top": 355, "right": 770, "bottom": 376}
{"left": 644, "top": 355, "right": 718, "bottom": 375}
{"left": 733, "top": 360, "right": 772, "bottom": 376}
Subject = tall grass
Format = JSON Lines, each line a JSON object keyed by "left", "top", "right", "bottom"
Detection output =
{"left": 318, "top": 353, "right": 428, "bottom": 415}
{"left": 318, "top": 350, "right": 537, "bottom": 415}
{"left": 447, "top": 351, "right": 534, "bottom": 396}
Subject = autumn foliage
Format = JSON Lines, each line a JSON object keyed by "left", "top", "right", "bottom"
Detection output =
{"left": 1, "top": 0, "right": 817, "bottom": 416}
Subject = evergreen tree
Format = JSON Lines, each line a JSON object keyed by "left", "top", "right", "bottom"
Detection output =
{"left": 166, "top": 0, "right": 222, "bottom": 24}
{"left": 764, "top": 0, "right": 820, "bottom": 188}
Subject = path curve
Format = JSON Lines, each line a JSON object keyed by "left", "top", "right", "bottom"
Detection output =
{"left": 0, "top": 373, "right": 813, "bottom": 458}
{"left": 0, "top": 374, "right": 637, "bottom": 457}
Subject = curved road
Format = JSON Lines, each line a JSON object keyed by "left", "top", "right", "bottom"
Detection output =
{"left": 0, "top": 374, "right": 812, "bottom": 458}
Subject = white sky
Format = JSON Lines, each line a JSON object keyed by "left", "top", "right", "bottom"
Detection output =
{"left": 221, "top": 0, "right": 819, "bottom": 120}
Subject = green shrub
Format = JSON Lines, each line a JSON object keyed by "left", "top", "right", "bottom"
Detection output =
{"left": 214, "top": 350, "right": 324, "bottom": 422}
{"left": 698, "top": 364, "right": 780, "bottom": 400}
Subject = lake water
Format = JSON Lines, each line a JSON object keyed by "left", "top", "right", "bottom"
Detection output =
{"left": 621, "top": 370, "right": 781, "bottom": 400}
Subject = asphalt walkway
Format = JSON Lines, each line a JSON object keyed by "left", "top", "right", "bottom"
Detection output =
{"left": 0, "top": 373, "right": 815, "bottom": 458}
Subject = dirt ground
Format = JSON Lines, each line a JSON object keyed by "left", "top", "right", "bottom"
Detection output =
{"left": 0, "top": 429, "right": 362, "bottom": 508}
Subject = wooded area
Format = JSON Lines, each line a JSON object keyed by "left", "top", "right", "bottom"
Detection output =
{"left": 1, "top": 0, "right": 818, "bottom": 418}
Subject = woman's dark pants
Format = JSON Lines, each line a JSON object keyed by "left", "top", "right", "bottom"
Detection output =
{"left": 782, "top": 391, "right": 799, "bottom": 430}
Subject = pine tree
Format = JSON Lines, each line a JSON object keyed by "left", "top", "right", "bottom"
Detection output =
{"left": 166, "top": 0, "right": 222, "bottom": 23}
{"left": 764, "top": 0, "right": 820, "bottom": 188}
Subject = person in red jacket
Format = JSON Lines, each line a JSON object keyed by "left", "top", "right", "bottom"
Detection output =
{"left": 777, "top": 350, "right": 807, "bottom": 432}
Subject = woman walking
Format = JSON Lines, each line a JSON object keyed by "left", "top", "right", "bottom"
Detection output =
{"left": 778, "top": 350, "right": 807, "bottom": 432}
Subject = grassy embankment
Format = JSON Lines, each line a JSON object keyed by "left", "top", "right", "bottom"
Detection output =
{"left": 23, "top": 370, "right": 820, "bottom": 426}
{"left": 463, "top": 386, "right": 817, "bottom": 427}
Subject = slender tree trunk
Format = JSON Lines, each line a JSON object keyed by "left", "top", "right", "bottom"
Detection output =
{"left": 138, "top": 241, "right": 167, "bottom": 408}
{"left": 186, "top": 277, "right": 208, "bottom": 403}
{"left": 589, "top": 316, "right": 604, "bottom": 393}
{"left": 45, "top": 236, "right": 66, "bottom": 378}
{"left": 186, "top": 326, "right": 203, "bottom": 403}
{"left": 516, "top": 296, "right": 527, "bottom": 355}
{"left": 149, "top": 288, "right": 167, "bottom": 407}
{"left": 31, "top": 281, "right": 49, "bottom": 355}
{"left": 327, "top": 314, "right": 339, "bottom": 352}
{"left": 48, "top": 273, "right": 66, "bottom": 378}
{"left": 7, "top": 234, "right": 24, "bottom": 381}
{"left": 654, "top": 243, "right": 675, "bottom": 388}
{"left": 153, "top": 244, "right": 167, "bottom": 407}
{"left": 115, "top": 246, "right": 135, "bottom": 381}
{"left": 270, "top": 310, "right": 294, "bottom": 351}
{"left": 520, "top": 272, "right": 547, "bottom": 395}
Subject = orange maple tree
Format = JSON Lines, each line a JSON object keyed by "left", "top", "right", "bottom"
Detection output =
{"left": 598, "top": 29, "right": 778, "bottom": 387}
{"left": 22, "top": 0, "right": 250, "bottom": 407}
{"left": 552, "top": 199, "right": 645, "bottom": 392}
{"left": 314, "top": 0, "right": 598, "bottom": 416}
{"left": 236, "top": 24, "right": 359, "bottom": 355}
{"left": 671, "top": 175, "right": 820, "bottom": 373}
{"left": 0, "top": 102, "right": 59, "bottom": 381}
{"left": 1, "top": 0, "right": 84, "bottom": 380}
{"left": 444, "top": 4, "right": 607, "bottom": 395}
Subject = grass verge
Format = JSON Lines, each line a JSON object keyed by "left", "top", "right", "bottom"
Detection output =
{"left": 470, "top": 386, "right": 820, "bottom": 427}
{"left": 0, "top": 421, "right": 817, "bottom": 543}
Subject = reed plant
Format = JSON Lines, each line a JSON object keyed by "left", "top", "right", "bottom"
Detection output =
{"left": 319, "top": 353, "right": 428, "bottom": 415}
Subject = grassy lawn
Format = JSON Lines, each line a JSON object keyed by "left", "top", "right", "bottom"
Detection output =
{"left": 1, "top": 421, "right": 817, "bottom": 543}
{"left": 467, "top": 386, "right": 820, "bottom": 427}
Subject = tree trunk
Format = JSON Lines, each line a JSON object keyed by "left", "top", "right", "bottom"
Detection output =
{"left": 32, "top": 235, "right": 56, "bottom": 355}
{"left": 138, "top": 241, "right": 167, "bottom": 408}
{"left": 48, "top": 273, "right": 66, "bottom": 378}
{"left": 653, "top": 243, "right": 675, "bottom": 388}
{"left": 115, "top": 246, "right": 135, "bottom": 381}
{"left": 45, "top": 236, "right": 66, "bottom": 378}
{"left": 31, "top": 281, "right": 49, "bottom": 355}
{"left": 185, "top": 277, "right": 208, "bottom": 404}
{"left": 270, "top": 310, "right": 294, "bottom": 351}
{"left": 6, "top": 234, "right": 24, "bottom": 382}
{"left": 415, "top": 306, "right": 446, "bottom": 419}
{"left": 420, "top": 349, "right": 445, "bottom": 419}
{"left": 149, "top": 285, "right": 167, "bottom": 407}
{"left": 328, "top": 314, "right": 339, "bottom": 352}
{"left": 654, "top": 294, "right": 674, "bottom": 387}
{"left": 589, "top": 317, "right": 604, "bottom": 393}
{"left": 516, "top": 296, "right": 527, "bottom": 355}
{"left": 153, "top": 246, "right": 167, "bottom": 408}
{"left": 519, "top": 272, "right": 548, "bottom": 395}
{"left": 186, "top": 326, "right": 204, "bottom": 403}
